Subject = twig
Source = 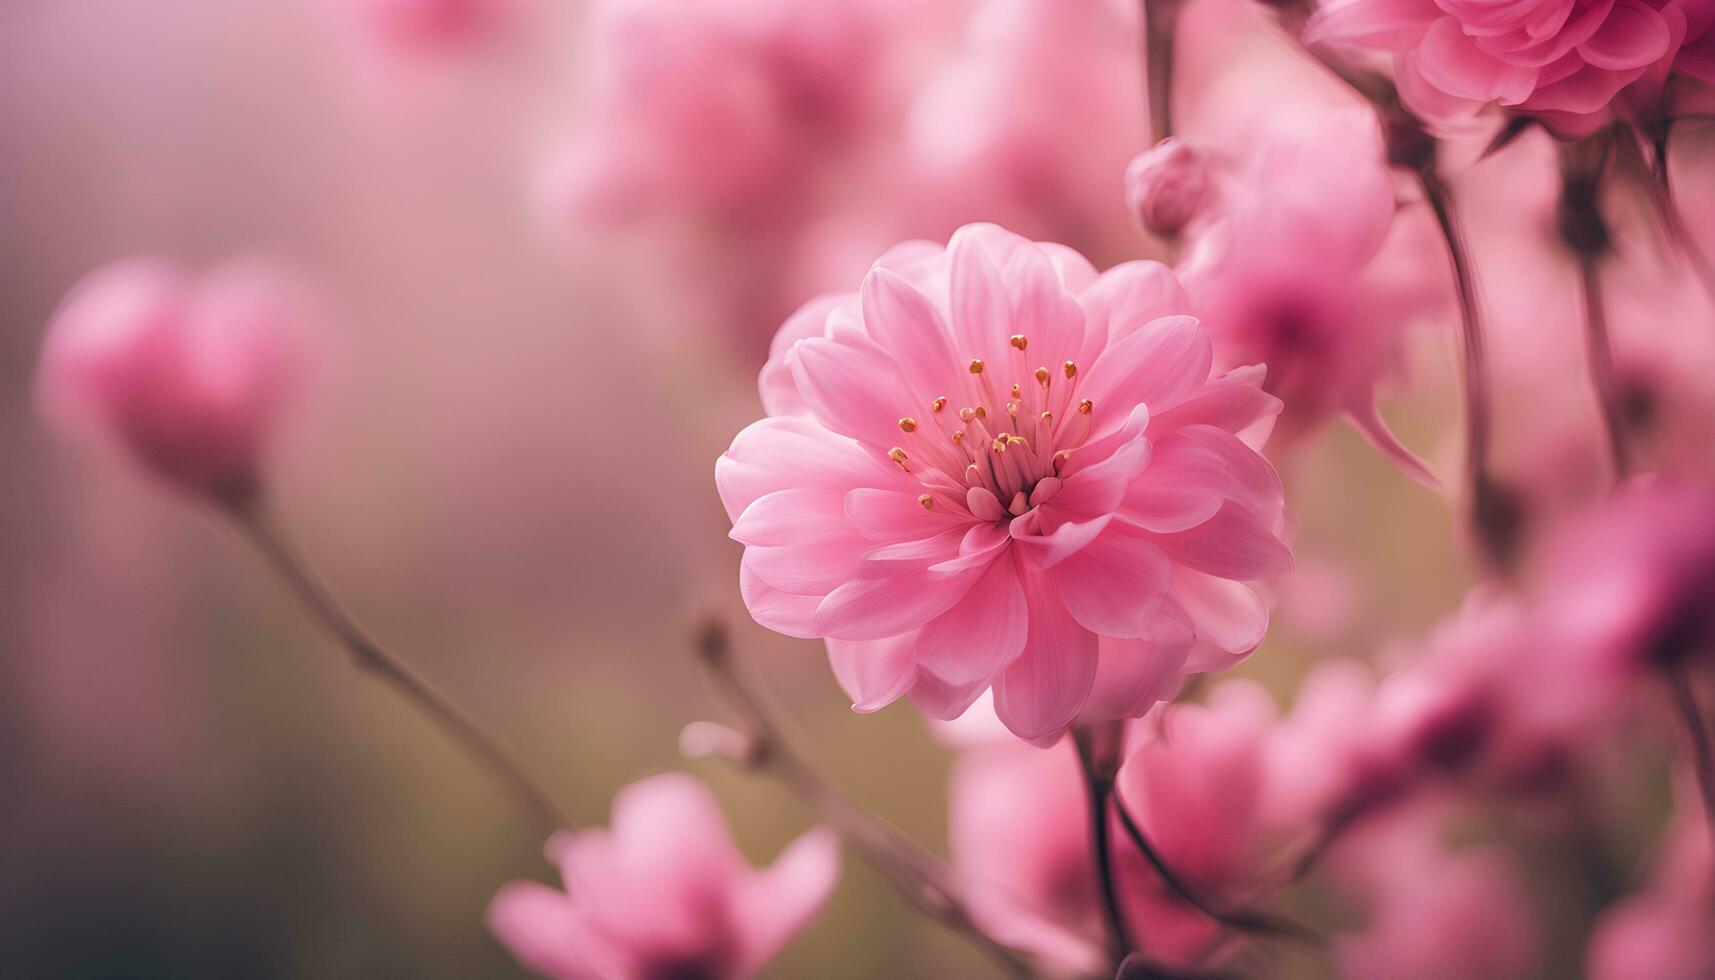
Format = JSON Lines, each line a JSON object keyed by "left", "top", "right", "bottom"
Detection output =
{"left": 227, "top": 499, "right": 570, "bottom": 829}
{"left": 1142, "top": 0, "right": 1184, "bottom": 144}
{"left": 1072, "top": 724, "right": 1137, "bottom": 969}
{"left": 1558, "top": 133, "right": 1632, "bottom": 482}
{"left": 689, "top": 621, "right": 1040, "bottom": 980}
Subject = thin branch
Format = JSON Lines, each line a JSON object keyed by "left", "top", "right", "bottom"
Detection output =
{"left": 1072, "top": 724, "right": 1136, "bottom": 970}
{"left": 1110, "top": 791, "right": 1322, "bottom": 947}
{"left": 1557, "top": 134, "right": 1632, "bottom": 482}
{"left": 1142, "top": 0, "right": 1184, "bottom": 145}
{"left": 690, "top": 622, "right": 1040, "bottom": 980}
{"left": 227, "top": 500, "right": 570, "bottom": 829}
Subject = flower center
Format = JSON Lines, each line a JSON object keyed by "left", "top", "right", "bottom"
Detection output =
{"left": 883, "top": 334, "right": 1094, "bottom": 522}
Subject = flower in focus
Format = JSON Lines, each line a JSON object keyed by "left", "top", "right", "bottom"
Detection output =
{"left": 1125, "top": 138, "right": 1215, "bottom": 239}
{"left": 1177, "top": 109, "right": 1441, "bottom": 484}
{"left": 1306, "top": 0, "right": 1674, "bottom": 133}
{"left": 35, "top": 258, "right": 306, "bottom": 506}
{"left": 718, "top": 223, "right": 1292, "bottom": 743}
{"left": 488, "top": 772, "right": 840, "bottom": 980}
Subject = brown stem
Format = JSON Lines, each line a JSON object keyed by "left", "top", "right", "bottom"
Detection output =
{"left": 1634, "top": 125, "right": 1715, "bottom": 307}
{"left": 1558, "top": 134, "right": 1632, "bottom": 482}
{"left": 1142, "top": 0, "right": 1184, "bottom": 144}
{"left": 1111, "top": 791, "right": 1322, "bottom": 946}
{"left": 691, "top": 622, "right": 1040, "bottom": 980}
{"left": 1072, "top": 725, "right": 1136, "bottom": 969}
{"left": 1666, "top": 663, "right": 1715, "bottom": 853}
{"left": 227, "top": 500, "right": 570, "bottom": 829}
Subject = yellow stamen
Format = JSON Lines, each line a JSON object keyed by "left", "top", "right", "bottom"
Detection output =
{"left": 931, "top": 396, "right": 948, "bottom": 413}
{"left": 1078, "top": 399, "right": 1093, "bottom": 414}
{"left": 1010, "top": 334, "right": 1028, "bottom": 351}
{"left": 918, "top": 494, "right": 934, "bottom": 511}
{"left": 899, "top": 418, "right": 917, "bottom": 433}
{"left": 1064, "top": 360, "right": 1078, "bottom": 379}
{"left": 969, "top": 359, "right": 985, "bottom": 374}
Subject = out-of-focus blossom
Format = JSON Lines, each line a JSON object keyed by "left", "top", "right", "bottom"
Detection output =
{"left": 1330, "top": 808, "right": 1543, "bottom": 980}
{"left": 1112, "top": 681, "right": 1281, "bottom": 966}
{"left": 948, "top": 683, "right": 1283, "bottom": 971}
{"left": 35, "top": 259, "right": 306, "bottom": 505}
{"left": 1625, "top": 0, "right": 1715, "bottom": 120}
{"left": 1178, "top": 109, "right": 1441, "bottom": 484}
{"left": 546, "top": 0, "right": 889, "bottom": 227}
{"left": 488, "top": 773, "right": 840, "bottom": 980}
{"left": 1536, "top": 481, "right": 1715, "bottom": 677}
{"left": 1307, "top": 0, "right": 1674, "bottom": 133}
{"left": 905, "top": 0, "right": 1146, "bottom": 264}
{"left": 348, "top": 0, "right": 514, "bottom": 51}
{"left": 1125, "top": 138, "right": 1216, "bottom": 239}
{"left": 717, "top": 223, "right": 1291, "bottom": 743}
{"left": 1587, "top": 779, "right": 1715, "bottom": 980}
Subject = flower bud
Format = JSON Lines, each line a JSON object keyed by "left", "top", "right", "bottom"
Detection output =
{"left": 36, "top": 259, "right": 306, "bottom": 506}
{"left": 1124, "top": 137, "right": 1212, "bottom": 238}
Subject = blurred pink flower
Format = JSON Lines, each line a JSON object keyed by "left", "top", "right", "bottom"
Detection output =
{"left": 905, "top": 0, "right": 1146, "bottom": 264}
{"left": 1125, "top": 138, "right": 1215, "bottom": 239}
{"left": 947, "top": 682, "right": 1284, "bottom": 971}
{"left": 35, "top": 258, "right": 306, "bottom": 505}
{"left": 1177, "top": 109, "right": 1441, "bottom": 484}
{"left": 1307, "top": 0, "right": 1674, "bottom": 132}
{"left": 1536, "top": 480, "right": 1715, "bottom": 675}
{"left": 1331, "top": 812, "right": 1543, "bottom": 980}
{"left": 342, "top": 0, "right": 515, "bottom": 52}
{"left": 488, "top": 773, "right": 840, "bottom": 980}
{"left": 718, "top": 223, "right": 1291, "bottom": 743}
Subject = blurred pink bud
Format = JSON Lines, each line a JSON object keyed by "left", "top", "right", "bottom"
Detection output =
{"left": 1125, "top": 138, "right": 1213, "bottom": 238}
{"left": 718, "top": 223, "right": 1291, "bottom": 744}
{"left": 36, "top": 259, "right": 306, "bottom": 505}
{"left": 346, "top": 0, "right": 514, "bottom": 53}
{"left": 488, "top": 773, "right": 840, "bottom": 980}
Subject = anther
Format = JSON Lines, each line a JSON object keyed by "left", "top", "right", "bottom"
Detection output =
{"left": 1078, "top": 399, "right": 1093, "bottom": 414}
{"left": 1040, "top": 411, "right": 1053, "bottom": 423}
{"left": 899, "top": 418, "right": 917, "bottom": 433}
{"left": 1035, "top": 366, "right": 1050, "bottom": 388}
{"left": 1011, "top": 383, "right": 1021, "bottom": 399}
{"left": 959, "top": 407, "right": 976, "bottom": 422}
{"left": 888, "top": 447, "right": 909, "bottom": 469}
{"left": 952, "top": 429, "right": 965, "bottom": 444}
{"left": 1064, "top": 360, "right": 1078, "bottom": 379}
{"left": 918, "top": 494, "right": 934, "bottom": 511}
{"left": 969, "top": 359, "right": 985, "bottom": 374}
{"left": 1010, "top": 334, "right": 1028, "bottom": 351}
{"left": 974, "top": 406, "right": 987, "bottom": 419}
{"left": 931, "top": 397, "right": 948, "bottom": 413}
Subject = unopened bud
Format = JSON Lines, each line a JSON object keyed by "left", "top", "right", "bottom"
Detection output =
{"left": 1124, "top": 137, "right": 1212, "bottom": 238}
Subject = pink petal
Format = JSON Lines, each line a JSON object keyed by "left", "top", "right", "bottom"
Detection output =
{"left": 998, "top": 237, "right": 1086, "bottom": 366}
{"left": 1577, "top": 0, "right": 1672, "bottom": 69}
{"left": 860, "top": 267, "right": 960, "bottom": 407}
{"left": 730, "top": 488, "right": 847, "bottom": 548}
{"left": 1414, "top": 17, "right": 1542, "bottom": 104}
{"left": 845, "top": 487, "right": 970, "bottom": 541}
{"left": 814, "top": 551, "right": 981, "bottom": 641}
{"left": 760, "top": 294, "right": 849, "bottom": 417}
{"left": 734, "top": 828, "right": 843, "bottom": 977}
{"left": 992, "top": 571, "right": 1101, "bottom": 741}
{"left": 917, "top": 550, "right": 1029, "bottom": 684}
{"left": 827, "top": 635, "right": 919, "bottom": 713}
{"left": 789, "top": 333, "right": 918, "bottom": 450}
{"left": 1078, "top": 629, "right": 1195, "bottom": 722}
{"left": 716, "top": 416, "right": 903, "bottom": 524}
{"left": 1075, "top": 260, "right": 1193, "bottom": 365}
{"left": 740, "top": 556, "right": 820, "bottom": 639}
{"left": 1078, "top": 315, "right": 1213, "bottom": 436}
{"left": 1344, "top": 397, "right": 1440, "bottom": 488}
{"left": 1041, "top": 435, "right": 1152, "bottom": 523}
{"left": 909, "top": 669, "right": 994, "bottom": 721}
{"left": 1123, "top": 424, "right": 1284, "bottom": 533}
{"left": 1143, "top": 501, "right": 1294, "bottom": 581}
{"left": 1011, "top": 513, "right": 1114, "bottom": 570}
{"left": 1305, "top": 0, "right": 1441, "bottom": 50}
{"left": 1172, "top": 571, "right": 1271, "bottom": 667}
{"left": 1050, "top": 522, "right": 1174, "bottom": 638}
{"left": 947, "top": 225, "right": 1013, "bottom": 369}
{"left": 1146, "top": 364, "right": 1282, "bottom": 450}
{"left": 487, "top": 882, "right": 612, "bottom": 980}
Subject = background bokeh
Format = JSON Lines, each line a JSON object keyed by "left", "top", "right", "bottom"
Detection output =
{"left": 3, "top": 1, "right": 1709, "bottom": 977}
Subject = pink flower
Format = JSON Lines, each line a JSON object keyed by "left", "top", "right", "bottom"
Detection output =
{"left": 488, "top": 773, "right": 840, "bottom": 980}
{"left": 1125, "top": 138, "right": 1216, "bottom": 239}
{"left": 1307, "top": 0, "right": 1674, "bottom": 132}
{"left": 717, "top": 223, "right": 1291, "bottom": 743}
{"left": 1177, "top": 109, "right": 1441, "bottom": 484}
{"left": 35, "top": 258, "right": 306, "bottom": 505}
